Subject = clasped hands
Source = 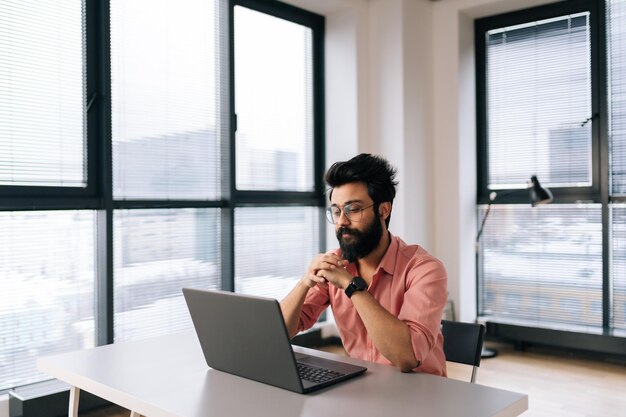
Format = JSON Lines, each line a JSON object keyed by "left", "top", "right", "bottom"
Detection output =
{"left": 301, "top": 253, "right": 353, "bottom": 290}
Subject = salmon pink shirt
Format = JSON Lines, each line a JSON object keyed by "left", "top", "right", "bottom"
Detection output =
{"left": 298, "top": 234, "right": 448, "bottom": 376}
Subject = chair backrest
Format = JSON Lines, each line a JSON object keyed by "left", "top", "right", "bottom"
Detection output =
{"left": 441, "top": 320, "right": 486, "bottom": 383}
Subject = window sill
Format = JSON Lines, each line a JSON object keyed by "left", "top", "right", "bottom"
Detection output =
{"left": 480, "top": 317, "right": 626, "bottom": 360}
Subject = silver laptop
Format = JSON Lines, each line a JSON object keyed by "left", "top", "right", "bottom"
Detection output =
{"left": 182, "top": 288, "right": 367, "bottom": 394}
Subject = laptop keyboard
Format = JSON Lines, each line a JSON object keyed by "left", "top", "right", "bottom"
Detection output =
{"left": 297, "top": 362, "right": 345, "bottom": 383}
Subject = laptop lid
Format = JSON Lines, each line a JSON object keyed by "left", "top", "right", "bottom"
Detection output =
{"left": 182, "top": 288, "right": 366, "bottom": 393}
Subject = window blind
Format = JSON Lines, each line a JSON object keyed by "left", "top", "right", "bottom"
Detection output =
{"left": 485, "top": 13, "right": 592, "bottom": 189}
{"left": 234, "top": 6, "right": 314, "bottom": 192}
{"left": 235, "top": 207, "right": 320, "bottom": 300}
{"left": 0, "top": 1, "right": 86, "bottom": 187}
{"left": 612, "top": 204, "right": 626, "bottom": 331}
{"left": 608, "top": 0, "right": 626, "bottom": 195}
{"left": 113, "top": 208, "right": 221, "bottom": 342}
{"left": 478, "top": 204, "right": 603, "bottom": 327}
{"left": 0, "top": 211, "right": 95, "bottom": 391}
{"left": 110, "top": 0, "right": 223, "bottom": 200}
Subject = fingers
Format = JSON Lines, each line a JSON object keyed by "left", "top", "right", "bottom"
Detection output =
{"left": 315, "top": 268, "right": 350, "bottom": 289}
{"left": 319, "top": 260, "right": 340, "bottom": 271}
{"left": 302, "top": 273, "right": 328, "bottom": 289}
{"left": 303, "top": 253, "right": 347, "bottom": 289}
{"left": 309, "top": 254, "right": 347, "bottom": 273}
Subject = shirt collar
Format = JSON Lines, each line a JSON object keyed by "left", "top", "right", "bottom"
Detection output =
{"left": 376, "top": 232, "right": 398, "bottom": 276}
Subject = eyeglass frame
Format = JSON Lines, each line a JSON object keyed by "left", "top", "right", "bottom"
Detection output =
{"left": 325, "top": 203, "right": 375, "bottom": 224}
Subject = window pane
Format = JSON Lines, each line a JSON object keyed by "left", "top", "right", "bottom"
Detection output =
{"left": 114, "top": 209, "right": 221, "bottom": 341}
{"left": 110, "top": 0, "right": 223, "bottom": 200}
{"left": 608, "top": 0, "right": 626, "bottom": 195}
{"left": 0, "top": 211, "right": 95, "bottom": 390}
{"left": 486, "top": 13, "right": 592, "bottom": 189}
{"left": 235, "top": 207, "right": 320, "bottom": 300}
{"left": 234, "top": 6, "right": 314, "bottom": 191}
{"left": 0, "top": 1, "right": 86, "bottom": 187}
{"left": 612, "top": 204, "right": 626, "bottom": 331}
{"left": 478, "top": 204, "right": 602, "bottom": 327}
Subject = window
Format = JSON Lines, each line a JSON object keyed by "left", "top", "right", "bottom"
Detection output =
{"left": 0, "top": 0, "right": 324, "bottom": 392}
{"left": 234, "top": 6, "right": 315, "bottom": 192}
{"left": 113, "top": 208, "right": 221, "bottom": 342}
{"left": 484, "top": 12, "right": 592, "bottom": 189}
{"left": 109, "top": 0, "right": 226, "bottom": 343}
{"left": 235, "top": 206, "right": 320, "bottom": 300}
{"left": 478, "top": 204, "right": 602, "bottom": 327}
{"left": 110, "top": 0, "right": 222, "bottom": 201}
{"left": 477, "top": 0, "right": 626, "bottom": 340}
{"left": 0, "top": 211, "right": 95, "bottom": 389}
{"left": 607, "top": 0, "right": 626, "bottom": 332}
{"left": 0, "top": 2, "right": 87, "bottom": 188}
{"left": 232, "top": 2, "right": 323, "bottom": 300}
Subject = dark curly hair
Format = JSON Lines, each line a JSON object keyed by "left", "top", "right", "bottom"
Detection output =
{"left": 325, "top": 153, "right": 398, "bottom": 228}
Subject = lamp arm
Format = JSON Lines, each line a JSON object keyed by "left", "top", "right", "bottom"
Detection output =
{"left": 475, "top": 202, "right": 492, "bottom": 252}
{"left": 476, "top": 187, "right": 524, "bottom": 247}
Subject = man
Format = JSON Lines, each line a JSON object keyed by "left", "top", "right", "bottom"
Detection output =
{"left": 280, "top": 153, "right": 447, "bottom": 375}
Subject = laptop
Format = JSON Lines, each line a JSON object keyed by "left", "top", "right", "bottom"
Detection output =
{"left": 182, "top": 288, "right": 367, "bottom": 394}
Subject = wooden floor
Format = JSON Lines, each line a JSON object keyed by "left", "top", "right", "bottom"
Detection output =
{"left": 466, "top": 342, "right": 626, "bottom": 417}
{"left": 85, "top": 341, "right": 626, "bottom": 417}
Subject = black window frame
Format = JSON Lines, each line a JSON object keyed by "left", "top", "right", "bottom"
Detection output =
{"left": 0, "top": 0, "right": 326, "bottom": 349}
{"left": 475, "top": 0, "right": 626, "bottom": 353}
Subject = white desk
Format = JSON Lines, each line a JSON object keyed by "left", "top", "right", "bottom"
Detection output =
{"left": 38, "top": 331, "right": 528, "bottom": 417}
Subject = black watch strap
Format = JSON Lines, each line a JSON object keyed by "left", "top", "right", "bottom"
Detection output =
{"left": 345, "top": 276, "right": 367, "bottom": 298}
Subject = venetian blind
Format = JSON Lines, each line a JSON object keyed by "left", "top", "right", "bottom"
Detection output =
{"left": 608, "top": 0, "right": 626, "bottom": 195}
{"left": 110, "top": 0, "right": 226, "bottom": 342}
{"left": 486, "top": 13, "right": 592, "bottom": 189}
{"left": 235, "top": 207, "right": 320, "bottom": 301}
{"left": 0, "top": 1, "right": 86, "bottom": 187}
{"left": 0, "top": 211, "right": 95, "bottom": 391}
{"left": 478, "top": 204, "right": 603, "bottom": 327}
{"left": 110, "top": 0, "right": 224, "bottom": 200}
{"left": 612, "top": 205, "right": 626, "bottom": 331}
{"left": 608, "top": 0, "right": 626, "bottom": 332}
{"left": 113, "top": 208, "right": 221, "bottom": 342}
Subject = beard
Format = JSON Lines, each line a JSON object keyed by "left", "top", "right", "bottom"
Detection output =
{"left": 336, "top": 214, "right": 383, "bottom": 263}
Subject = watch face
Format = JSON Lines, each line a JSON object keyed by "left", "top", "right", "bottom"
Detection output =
{"left": 345, "top": 277, "right": 367, "bottom": 298}
{"left": 353, "top": 276, "right": 367, "bottom": 291}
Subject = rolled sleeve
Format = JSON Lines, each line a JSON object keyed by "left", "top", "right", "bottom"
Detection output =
{"left": 297, "top": 284, "right": 331, "bottom": 333}
{"left": 397, "top": 257, "right": 447, "bottom": 370}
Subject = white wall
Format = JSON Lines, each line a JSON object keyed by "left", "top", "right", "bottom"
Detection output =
{"left": 0, "top": 395, "right": 7, "bottom": 417}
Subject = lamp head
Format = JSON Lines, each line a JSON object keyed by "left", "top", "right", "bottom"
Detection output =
{"left": 529, "top": 175, "right": 553, "bottom": 207}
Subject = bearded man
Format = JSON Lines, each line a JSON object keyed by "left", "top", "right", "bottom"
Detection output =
{"left": 280, "top": 153, "right": 448, "bottom": 375}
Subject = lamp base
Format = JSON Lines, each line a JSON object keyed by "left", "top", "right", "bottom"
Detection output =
{"left": 481, "top": 347, "right": 498, "bottom": 359}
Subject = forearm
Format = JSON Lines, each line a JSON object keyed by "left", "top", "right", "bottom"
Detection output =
{"left": 281, "top": 253, "right": 340, "bottom": 339}
{"left": 280, "top": 281, "right": 310, "bottom": 339}
{"left": 350, "top": 292, "right": 418, "bottom": 372}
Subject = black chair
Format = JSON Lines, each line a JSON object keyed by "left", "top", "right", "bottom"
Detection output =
{"left": 441, "top": 320, "right": 486, "bottom": 383}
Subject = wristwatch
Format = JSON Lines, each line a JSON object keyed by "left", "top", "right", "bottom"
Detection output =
{"left": 345, "top": 276, "right": 368, "bottom": 298}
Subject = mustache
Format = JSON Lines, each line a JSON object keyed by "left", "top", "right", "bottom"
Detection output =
{"left": 337, "top": 227, "right": 359, "bottom": 236}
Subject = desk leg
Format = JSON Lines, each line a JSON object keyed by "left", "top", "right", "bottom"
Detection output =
{"left": 130, "top": 412, "right": 143, "bottom": 417}
{"left": 68, "top": 386, "right": 80, "bottom": 417}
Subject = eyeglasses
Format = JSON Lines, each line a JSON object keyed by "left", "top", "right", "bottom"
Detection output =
{"left": 325, "top": 203, "right": 374, "bottom": 224}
